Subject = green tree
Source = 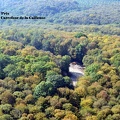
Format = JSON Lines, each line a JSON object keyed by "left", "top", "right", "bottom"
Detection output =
{"left": 33, "top": 81, "right": 54, "bottom": 98}
{"left": 34, "top": 112, "right": 47, "bottom": 120}
{"left": 30, "top": 32, "right": 44, "bottom": 50}
{"left": 0, "top": 114, "right": 13, "bottom": 120}
{"left": 31, "top": 61, "right": 46, "bottom": 75}
{"left": 110, "top": 53, "right": 120, "bottom": 68}
{"left": 59, "top": 55, "right": 71, "bottom": 72}
{"left": 0, "top": 54, "right": 10, "bottom": 79}
{"left": 3, "top": 64, "right": 24, "bottom": 79}
{"left": 46, "top": 75, "right": 65, "bottom": 88}
{"left": 85, "top": 63, "right": 102, "bottom": 82}
{"left": 0, "top": 104, "right": 12, "bottom": 114}
{"left": 74, "top": 44, "right": 86, "bottom": 62}
{"left": 74, "top": 33, "right": 88, "bottom": 38}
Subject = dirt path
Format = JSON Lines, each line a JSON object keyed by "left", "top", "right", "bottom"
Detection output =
{"left": 69, "top": 63, "right": 84, "bottom": 86}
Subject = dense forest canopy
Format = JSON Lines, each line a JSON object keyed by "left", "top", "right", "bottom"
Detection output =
{"left": 0, "top": 26, "right": 120, "bottom": 119}
{"left": 0, "top": 0, "right": 120, "bottom": 25}
{"left": 0, "top": 0, "right": 120, "bottom": 120}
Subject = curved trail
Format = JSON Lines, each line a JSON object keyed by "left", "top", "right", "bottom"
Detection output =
{"left": 69, "top": 63, "right": 85, "bottom": 86}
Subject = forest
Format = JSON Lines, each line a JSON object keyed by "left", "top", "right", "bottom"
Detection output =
{"left": 1, "top": 0, "right": 120, "bottom": 25}
{"left": 0, "top": 0, "right": 120, "bottom": 120}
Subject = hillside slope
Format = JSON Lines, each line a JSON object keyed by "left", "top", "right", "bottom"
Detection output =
{"left": 0, "top": 0, "right": 120, "bottom": 25}
{"left": 50, "top": 3, "right": 120, "bottom": 25}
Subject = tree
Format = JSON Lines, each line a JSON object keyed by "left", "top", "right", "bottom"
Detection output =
{"left": 85, "top": 63, "right": 100, "bottom": 76}
{"left": 54, "top": 109, "right": 65, "bottom": 120}
{"left": 36, "top": 97, "right": 49, "bottom": 111}
{"left": 62, "top": 113, "right": 78, "bottom": 120}
{"left": 62, "top": 103, "right": 73, "bottom": 111}
{"left": 110, "top": 53, "right": 120, "bottom": 68}
{"left": 0, "top": 104, "right": 12, "bottom": 114}
{"left": 57, "top": 87, "right": 73, "bottom": 98}
{"left": 74, "top": 33, "right": 88, "bottom": 38}
{"left": 93, "top": 98, "right": 107, "bottom": 108}
{"left": 0, "top": 54, "right": 10, "bottom": 79}
{"left": 30, "top": 39, "right": 42, "bottom": 50}
{"left": 30, "top": 32, "right": 44, "bottom": 50}
{"left": 75, "top": 44, "right": 86, "bottom": 62}
{"left": 34, "top": 112, "right": 47, "bottom": 120}
{"left": 46, "top": 75, "right": 66, "bottom": 88}
{"left": 10, "top": 108, "right": 22, "bottom": 119}
{"left": 80, "top": 98, "right": 93, "bottom": 108}
{"left": 111, "top": 105, "right": 120, "bottom": 114}
{"left": 0, "top": 114, "right": 13, "bottom": 120}
{"left": 45, "top": 106, "right": 54, "bottom": 118}
{"left": 86, "top": 116, "right": 98, "bottom": 120}
{"left": 0, "top": 91, "right": 15, "bottom": 104}
{"left": 63, "top": 76, "right": 72, "bottom": 88}
{"left": 3, "top": 64, "right": 24, "bottom": 79}
{"left": 59, "top": 55, "right": 71, "bottom": 72}
{"left": 87, "top": 82, "right": 102, "bottom": 96}
{"left": 46, "top": 70, "right": 59, "bottom": 78}
{"left": 59, "top": 40, "right": 72, "bottom": 55}
{"left": 74, "top": 85, "right": 87, "bottom": 97}
{"left": 31, "top": 61, "right": 46, "bottom": 75}
{"left": 33, "top": 81, "right": 54, "bottom": 98}
{"left": 15, "top": 103, "right": 28, "bottom": 114}
{"left": 24, "top": 94, "right": 34, "bottom": 104}
{"left": 28, "top": 105, "right": 40, "bottom": 114}
{"left": 49, "top": 96, "right": 61, "bottom": 109}
{"left": 13, "top": 91, "right": 25, "bottom": 99}
{"left": 85, "top": 63, "right": 102, "bottom": 82}
{"left": 97, "top": 108, "right": 112, "bottom": 120}
{"left": 97, "top": 90, "right": 109, "bottom": 100}
{"left": 111, "top": 114, "right": 120, "bottom": 120}
{"left": 82, "top": 55, "right": 94, "bottom": 66}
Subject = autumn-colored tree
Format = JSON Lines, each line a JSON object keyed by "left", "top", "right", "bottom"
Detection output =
{"left": 0, "top": 91, "right": 15, "bottom": 104}
{"left": 62, "top": 113, "right": 78, "bottom": 120}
